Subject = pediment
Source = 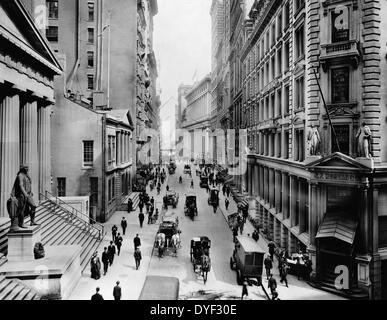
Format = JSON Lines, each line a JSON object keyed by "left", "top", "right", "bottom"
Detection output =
{"left": 0, "top": 0, "right": 62, "bottom": 73}
{"left": 306, "top": 152, "right": 370, "bottom": 170}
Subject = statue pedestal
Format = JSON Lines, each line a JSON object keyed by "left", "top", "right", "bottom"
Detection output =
{"left": 304, "top": 155, "right": 322, "bottom": 165}
{"left": 356, "top": 157, "right": 374, "bottom": 169}
{"left": 7, "top": 225, "right": 42, "bottom": 262}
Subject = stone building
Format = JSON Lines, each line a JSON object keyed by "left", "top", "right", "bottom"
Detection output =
{"left": 239, "top": 0, "right": 387, "bottom": 299}
{"left": 175, "top": 84, "right": 193, "bottom": 160}
{"left": 0, "top": 0, "right": 62, "bottom": 218}
{"left": 182, "top": 76, "right": 212, "bottom": 163}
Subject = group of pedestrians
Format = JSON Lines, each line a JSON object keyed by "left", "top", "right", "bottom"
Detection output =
{"left": 138, "top": 192, "right": 157, "bottom": 227}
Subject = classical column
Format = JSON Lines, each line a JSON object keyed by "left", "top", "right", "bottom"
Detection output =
{"left": 274, "top": 170, "right": 281, "bottom": 212}
{"left": 117, "top": 132, "right": 121, "bottom": 165}
{"left": 309, "top": 182, "right": 318, "bottom": 246}
{"left": 282, "top": 172, "right": 289, "bottom": 219}
{"left": 289, "top": 175, "right": 296, "bottom": 227}
{"left": 20, "top": 98, "right": 39, "bottom": 205}
{"left": 38, "top": 105, "right": 52, "bottom": 197}
{"left": 0, "top": 93, "right": 20, "bottom": 218}
{"left": 359, "top": 185, "right": 370, "bottom": 254}
{"left": 121, "top": 131, "right": 125, "bottom": 164}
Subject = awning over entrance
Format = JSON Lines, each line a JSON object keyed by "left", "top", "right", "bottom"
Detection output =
{"left": 316, "top": 212, "right": 358, "bottom": 245}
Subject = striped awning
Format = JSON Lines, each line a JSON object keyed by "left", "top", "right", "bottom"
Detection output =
{"left": 316, "top": 212, "right": 358, "bottom": 245}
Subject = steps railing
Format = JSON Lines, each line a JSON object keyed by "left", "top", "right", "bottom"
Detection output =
{"left": 40, "top": 191, "right": 105, "bottom": 240}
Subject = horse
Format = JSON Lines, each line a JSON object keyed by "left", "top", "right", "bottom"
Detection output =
{"left": 201, "top": 254, "right": 211, "bottom": 284}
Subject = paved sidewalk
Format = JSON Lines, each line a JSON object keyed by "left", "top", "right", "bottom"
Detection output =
{"left": 217, "top": 186, "right": 345, "bottom": 300}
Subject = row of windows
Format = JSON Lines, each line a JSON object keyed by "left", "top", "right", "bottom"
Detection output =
{"left": 46, "top": 26, "right": 94, "bottom": 44}
{"left": 249, "top": 128, "right": 304, "bottom": 162}
{"left": 47, "top": 0, "right": 94, "bottom": 21}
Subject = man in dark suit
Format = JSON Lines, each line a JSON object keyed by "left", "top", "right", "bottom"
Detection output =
{"left": 133, "top": 234, "right": 141, "bottom": 250}
{"left": 113, "top": 281, "right": 122, "bottom": 300}
{"left": 115, "top": 233, "right": 123, "bottom": 256}
{"left": 101, "top": 247, "right": 109, "bottom": 275}
{"left": 108, "top": 241, "right": 116, "bottom": 266}
{"left": 91, "top": 287, "right": 104, "bottom": 300}
{"left": 121, "top": 217, "right": 127, "bottom": 235}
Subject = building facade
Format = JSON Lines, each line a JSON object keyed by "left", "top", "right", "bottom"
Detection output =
{"left": 182, "top": 76, "right": 212, "bottom": 163}
{"left": 0, "top": 0, "right": 62, "bottom": 218}
{"left": 239, "top": 0, "right": 387, "bottom": 300}
{"left": 175, "top": 84, "right": 193, "bottom": 160}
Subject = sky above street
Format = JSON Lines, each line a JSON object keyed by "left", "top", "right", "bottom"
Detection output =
{"left": 154, "top": 0, "right": 212, "bottom": 148}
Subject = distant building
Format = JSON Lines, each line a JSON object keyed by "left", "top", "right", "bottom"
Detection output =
{"left": 182, "top": 76, "right": 212, "bottom": 163}
{"left": 175, "top": 84, "right": 193, "bottom": 160}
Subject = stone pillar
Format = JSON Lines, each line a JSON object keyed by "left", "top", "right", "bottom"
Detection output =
{"left": 38, "top": 105, "right": 52, "bottom": 197}
{"left": 275, "top": 170, "right": 281, "bottom": 212}
{"left": 289, "top": 175, "right": 296, "bottom": 227}
{"left": 269, "top": 168, "right": 275, "bottom": 208}
{"left": 254, "top": 164, "right": 259, "bottom": 196}
{"left": 20, "top": 99, "right": 39, "bottom": 205}
{"left": 359, "top": 186, "right": 370, "bottom": 254}
{"left": 282, "top": 172, "right": 289, "bottom": 219}
{"left": 0, "top": 93, "right": 20, "bottom": 218}
{"left": 309, "top": 182, "right": 318, "bottom": 246}
{"left": 117, "top": 132, "right": 121, "bottom": 165}
{"left": 281, "top": 224, "right": 288, "bottom": 249}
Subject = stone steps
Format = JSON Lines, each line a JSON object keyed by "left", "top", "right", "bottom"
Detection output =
{"left": 0, "top": 276, "right": 40, "bottom": 300}
{"left": 0, "top": 199, "right": 104, "bottom": 275}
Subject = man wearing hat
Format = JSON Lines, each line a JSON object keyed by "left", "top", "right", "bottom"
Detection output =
{"left": 10, "top": 164, "right": 38, "bottom": 228}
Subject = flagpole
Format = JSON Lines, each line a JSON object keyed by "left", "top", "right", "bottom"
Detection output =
{"left": 312, "top": 67, "right": 341, "bottom": 153}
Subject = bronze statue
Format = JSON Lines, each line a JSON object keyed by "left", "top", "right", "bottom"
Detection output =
{"left": 356, "top": 122, "right": 373, "bottom": 158}
{"left": 8, "top": 164, "right": 38, "bottom": 230}
{"left": 307, "top": 125, "right": 321, "bottom": 156}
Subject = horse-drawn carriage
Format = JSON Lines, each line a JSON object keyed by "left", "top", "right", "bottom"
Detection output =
{"left": 163, "top": 190, "right": 179, "bottom": 209}
{"left": 207, "top": 188, "right": 219, "bottom": 207}
{"left": 155, "top": 218, "right": 180, "bottom": 257}
{"left": 190, "top": 236, "right": 211, "bottom": 283}
{"left": 183, "top": 164, "right": 191, "bottom": 175}
{"left": 184, "top": 193, "right": 198, "bottom": 220}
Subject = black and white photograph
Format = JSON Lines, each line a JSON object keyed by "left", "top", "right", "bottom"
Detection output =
{"left": 0, "top": 0, "right": 386, "bottom": 306}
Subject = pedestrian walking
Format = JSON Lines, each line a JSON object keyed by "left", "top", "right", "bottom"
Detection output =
{"left": 239, "top": 220, "right": 244, "bottom": 235}
{"left": 226, "top": 186, "right": 230, "bottom": 198}
{"left": 111, "top": 225, "right": 118, "bottom": 242}
{"left": 91, "top": 287, "right": 104, "bottom": 300}
{"left": 190, "top": 180, "right": 194, "bottom": 189}
{"left": 304, "top": 256, "right": 313, "bottom": 281}
{"left": 241, "top": 280, "right": 248, "bottom": 300}
{"left": 101, "top": 247, "right": 109, "bottom": 275}
{"left": 264, "top": 255, "right": 273, "bottom": 280}
{"left": 145, "top": 202, "right": 150, "bottom": 214}
{"left": 138, "top": 212, "right": 145, "bottom": 228}
{"left": 166, "top": 185, "right": 169, "bottom": 191}
{"left": 113, "top": 281, "right": 122, "bottom": 301}
{"left": 115, "top": 233, "right": 123, "bottom": 256}
{"left": 147, "top": 209, "right": 153, "bottom": 224}
{"left": 138, "top": 201, "right": 144, "bottom": 214}
{"left": 150, "top": 197, "right": 155, "bottom": 206}
{"left": 232, "top": 226, "right": 238, "bottom": 243}
{"left": 268, "top": 241, "right": 276, "bottom": 261}
{"left": 252, "top": 229, "right": 259, "bottom": 242}
{"left": 280, "top": 261, "right": 289, "bottom": 288}
{"left": 127, "top": 198, "right": 133, "bottom": 212}
{"left": 133, "top": 234, "right": 141, "bottom": 250}
{"left": 90, "top": 251, "right": 101, "bottom": 280}
{"left": 121, "top": 217, "right": 127, "bottom": 236}
{"left": 268, "top": 274, "right": 279, "bottom": 300}
{"left": 134, "top": 247, "right": 142, "bottom": 270}
{"left": 108, "top": 241, "right": 116, "bottom": 266}
{"left": 222, "top": 184, "right": 226, "bottom": 196}
{"left": 225, "top": 198, "right": 230, "bottom": 210}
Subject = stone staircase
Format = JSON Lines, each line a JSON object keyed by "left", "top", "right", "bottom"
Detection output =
{"left": 0, "top": 276, "right": 41, "bottom": 300}
{"left": 0, "top": 199, "right": 105, "bottom": 274}
{"left": 118, "top": 192, "right": 141, "bottom": 211}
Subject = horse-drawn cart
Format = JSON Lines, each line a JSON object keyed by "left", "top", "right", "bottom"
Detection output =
{"left": 190, "top": 236, "right": 211, "bottom": 283}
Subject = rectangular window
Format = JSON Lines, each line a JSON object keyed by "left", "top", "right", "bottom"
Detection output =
{"left": 88, "top": 28, "right": 94, "bottom": 43}
{"left": 87, "top": 51, "right": 94, "bottom": 68}
{"left": 266, "top": 32, "right": 270, "bottom": 52}
{"left": 295, "top": 24, "right": 305, "bottom": 59}
{"left": 271, "top": 56, "right": 275, "bottom": 80}
{"left": 295, "top": 0, "right": 305, "bottom": 13}
{"left": 278, "top": 13, "right": 283, "bottom": 38}
{"left": 284, "top": 85, "right": 290, "bottom": 114}
{"left": 46, "top": 26, "right": 58, "bottom": 42}
{"left": 296, "top": 129, "right": 305, "bottom": 162}
{"left": 331, "top": 8, "right": 349, "bottom": 43}
{"left": 277, "top": 48, "right": 282, "bottom": 76}
{"left": 284, "top": 41, "right": 290, "bottom": 70}
{"left": 88, "top": 2, "right": 95, "bottom": 21}
{"left": 47, "top": 0, "right": 58, "bottom": 19}
{"left": 295, "top": 76, "right": 305, "bottom": 109}
{"left": 277, "top": 89, "right": 282, "bottom": 117}
{"left": 271, "top": 23, "right": 276, "bottom": 46}
{"left": 331, "top": 67, "right": 349, "bottom": 103}
{"left": 57, "top": 178, "right": 66, "bottom": 197}
{"left": 83, "top": 141, "right": 94, "bottom": 166}
{"left": 284, "top": 2, "right": 290, "bottom": 27}
{"left": 332, "top": 124, "right": 350, "bottom": 155}
{"left": 87, "top": 75, "right": 94, "bottom": 90}
{"left": 270, "top": 94, "right": 275, "bottom": 119}
{"left": 284, "top": 131, "right": 289, "bottom": 159}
